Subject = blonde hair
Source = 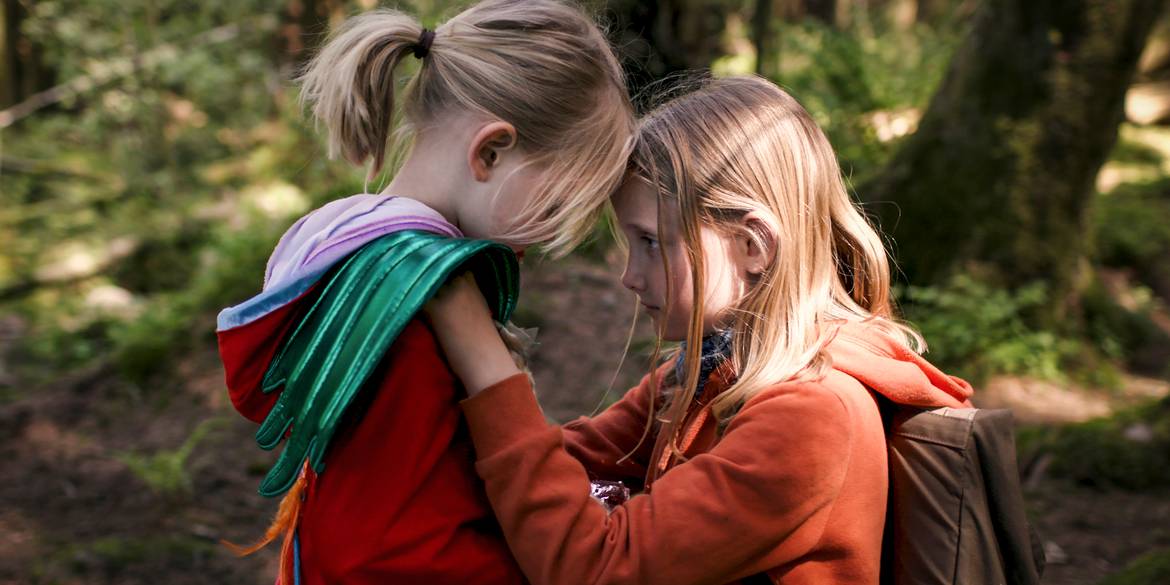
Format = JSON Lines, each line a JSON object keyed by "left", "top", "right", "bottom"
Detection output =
{"left": 297, "top": 0, "right": 635, "bottom": 256}
{"left": 629, "top": 75, "right": 922, "bottom": 468}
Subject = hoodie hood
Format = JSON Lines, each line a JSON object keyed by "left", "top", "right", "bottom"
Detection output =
{"left": 216, "top": 194, "right": 459, "bottom": 422}
{"left": 827, "top": 321, "right": 973, "bottom": 409}
{"left": 216, "top": 194, "right": 460, "bottom": 332}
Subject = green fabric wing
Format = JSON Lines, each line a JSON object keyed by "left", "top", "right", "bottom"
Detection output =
{"left": 253, "top": 230, "right": 519, "bottom": 497}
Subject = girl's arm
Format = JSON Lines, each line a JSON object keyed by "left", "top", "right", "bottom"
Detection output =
{"left": 427, "top": 275, "right": 857, "bottom": 584}
{"left": 429, "top": 273, "right": 660, "bottom": 483}
{"left": 464, "top": 375, "right": 854, "bottom": 585}
{"left": 559, "top": 370, "right": 663, "bottom": 486}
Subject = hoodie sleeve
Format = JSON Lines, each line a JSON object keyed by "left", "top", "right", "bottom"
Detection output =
{"left": 461, "top": 373, "right": 855, "bottom": 585}
{"left": 560, "top": 366, "right": 669, "bottom": 486}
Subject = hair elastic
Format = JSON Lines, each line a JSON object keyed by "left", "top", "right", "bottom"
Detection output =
{"left": 413, "top": 29, "right": 435, "bottom": 59}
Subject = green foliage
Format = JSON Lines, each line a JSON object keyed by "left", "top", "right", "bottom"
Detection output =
{"left": 1096, "top": 178, "right": 1170, "bottom": 274}
{"left": 2, "top": 0, "right": 383, "bottom": 382}
{"left": 1081, "top": 279, "right": 1170, "bottom": 378}
{"left": 87, "top": 534, "right": 215, "bottom": 566}
{"left": 752, "top": 17, "right": 964, "bottom": 183}
{"left": 3, "top": 0, "right": 965, "bottom": 387}
{"left": 897, "top": 274, "right": 1096, "bottom": 383}
{"left": 1097, "top": 549, "right": 1170, "bottom": 585}
{"left": 109, "top": 212, "right": 292, "bottom": 383}
{"left": 115, "top": 417, "right": 224, "bottom": 497}
{"left": 1019, "top": 397, "right": 1170, "bottom": 491}
{"left": 1089, "top": 173, "right": 1170, "bottom": 375}
{"left": 1109, "top": 137, "right": 1166, "bottom": 167}
{"left": 39, "top": 535, "right": 217, "bottom": 578}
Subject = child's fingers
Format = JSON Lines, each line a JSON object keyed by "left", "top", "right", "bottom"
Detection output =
{"left": 496, "top": 320, "right": 539, "bottom": 375}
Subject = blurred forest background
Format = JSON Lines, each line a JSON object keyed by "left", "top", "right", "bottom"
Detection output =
{"left": 3, "top": 0, "right": 1170, "bottom": 583}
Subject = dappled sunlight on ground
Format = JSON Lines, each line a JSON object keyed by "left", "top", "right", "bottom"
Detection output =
{"left": 977, "top": 374, "right": 1170, "bottom": 424}
{"left": 1097, "top": 124, "right": 1170, "bottom": 193}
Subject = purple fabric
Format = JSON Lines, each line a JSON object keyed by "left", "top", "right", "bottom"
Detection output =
{"left": 264, "top": 195, "right": 460, "bottom": 289}
{"left": 217, "top": 194, "right": 460, "bottom": 331}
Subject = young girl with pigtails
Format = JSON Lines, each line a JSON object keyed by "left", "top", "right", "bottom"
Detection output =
{"left": 426, "top": 75, "right": 975, "bottom": 585}
{"left": 215, "top": 1, "right": 634, "bottom": 583}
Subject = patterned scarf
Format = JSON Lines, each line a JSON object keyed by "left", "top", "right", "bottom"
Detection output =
{"left": 673, "top": 329, "right": 734, "bottom": 398}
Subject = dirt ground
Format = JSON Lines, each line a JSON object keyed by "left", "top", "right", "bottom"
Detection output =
{"left": 0, "top": 252, "right": 1167, "bottom": 584}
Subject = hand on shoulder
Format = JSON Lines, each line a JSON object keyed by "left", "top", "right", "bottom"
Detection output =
{"left": 425, "top": 273, "right": 523, "bottom": 396}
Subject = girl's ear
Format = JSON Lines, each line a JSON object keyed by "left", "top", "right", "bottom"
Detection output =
{"left": 735, "top": 212, "right": 777, "bottom": 277}
{"left": 468, "top": 121, "right": 519, "bottom": 182}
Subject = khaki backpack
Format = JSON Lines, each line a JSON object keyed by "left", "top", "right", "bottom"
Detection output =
{"left": 879, "top": 404, "right": 1047, "bottom": 585}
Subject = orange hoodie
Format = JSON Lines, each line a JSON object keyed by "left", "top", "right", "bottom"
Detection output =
{"left": 459, "top": 322, "right": 972, "bottom": 585}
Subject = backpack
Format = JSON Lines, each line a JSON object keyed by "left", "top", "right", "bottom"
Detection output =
{"left": 879, "top": 402, "right": 1047, "bottom": 585}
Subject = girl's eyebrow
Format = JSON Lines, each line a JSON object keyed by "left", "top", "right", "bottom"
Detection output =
{"left": 623, "top": 221, "right": 658, "bottom": 236}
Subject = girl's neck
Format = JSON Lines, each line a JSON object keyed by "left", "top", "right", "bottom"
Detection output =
{"left": 379, "top": 140, "right": 462, "bottom": 230}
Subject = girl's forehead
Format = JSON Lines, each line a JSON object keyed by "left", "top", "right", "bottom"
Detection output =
{"left": 612, "top": 178, "right": 680, "bottom": 231}
{"left": 612, "top": 180, "right": 655, "bottom": 215}
{"left": 611, "top": 183, "right": 656, "bottom": 234}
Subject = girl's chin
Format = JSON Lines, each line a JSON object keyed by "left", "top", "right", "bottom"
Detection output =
{"left": 641, "top": 310, "right": 688, "bottom": 342}
{"left": 657, "top": 322, "right": 726, "bottom": 343}
{"left": 656, "top": 325, "right": 689, "bottom": 343}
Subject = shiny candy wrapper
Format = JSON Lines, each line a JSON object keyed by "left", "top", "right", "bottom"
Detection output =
{"left": 589, "top": 480, "right": 630, "bottom": 512}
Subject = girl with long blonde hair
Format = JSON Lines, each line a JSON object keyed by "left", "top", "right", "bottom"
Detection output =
{"left": 427, "top": 75, "right": 973, "bottom": 584}
{"left": 216, "top": 1, "right": 634, "bottom": 583}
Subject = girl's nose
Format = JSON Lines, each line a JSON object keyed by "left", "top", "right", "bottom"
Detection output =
{"left": 621, "top": 261, "right": 644, "bottom": 293}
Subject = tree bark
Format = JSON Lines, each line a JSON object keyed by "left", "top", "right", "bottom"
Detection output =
{"left": 604, "top": 0, "right": 735, "bottom": 109}
{"left": 860, "top": 0, "right": 1166, "bottom": 320}
{"left": 754, "top": 0, "right": 780, "bottom": 78}
{"left": 889, "top": 0, "right": 918, "bottom": 29}
{"left": 1, "top": 0, "right": 53, "bottom": 110}
{"left": 915, "top": 0, "right": 952, "bottom": 23}
{"left": 805, "top": 0, "right": 837, "bottom": 24}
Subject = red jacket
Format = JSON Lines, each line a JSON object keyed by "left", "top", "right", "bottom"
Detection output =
{"left": 219, "top": 284, "right": 527, "bottom": 584}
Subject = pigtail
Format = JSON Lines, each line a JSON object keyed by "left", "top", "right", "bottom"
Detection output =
{"left": 296, "top": 10, "right": 425, "bottom": 179}
{"left": 299, "top": 0, "right": 633, "bottom": 253}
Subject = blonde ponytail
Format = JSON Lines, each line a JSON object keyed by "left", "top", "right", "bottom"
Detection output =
{"left": 297, "top": 0, "right": 636, "bottom": 256}
{"left": 297, "top": 10, "right": 423, "bottom": 177}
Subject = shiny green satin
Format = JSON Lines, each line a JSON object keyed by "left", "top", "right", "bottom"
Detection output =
{"left": 254, "top": 230, "right": 519, "bottom": 497}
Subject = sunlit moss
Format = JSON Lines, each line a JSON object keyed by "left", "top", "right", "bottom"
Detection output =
{"left": 1097, "top": 549, "right": 1170, "bottom": 585}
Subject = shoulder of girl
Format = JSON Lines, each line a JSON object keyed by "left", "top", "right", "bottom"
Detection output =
{"left": 718, "top": 381, "right": 858, "bottom": 451}
{"left": 736, "top": 374, "right": 861, "bottom": 420}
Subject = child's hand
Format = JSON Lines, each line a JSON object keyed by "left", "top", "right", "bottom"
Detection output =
{"left": 425, "top": 273, "right": 523, "bottom": 396}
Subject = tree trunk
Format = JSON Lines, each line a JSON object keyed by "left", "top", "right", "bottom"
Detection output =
{"left": 754, "top": 0, "right": 780, "bottom": 78}
{"left": 888, "top": 0, "right": 917, "bottom": 29}
{"left": 805, "top": 0, "right": 837, "bottom": 24}
{"left": 1, "top": 0, "right": 53, "bottom": 110}
{"left": 835, "top": 0, "right": 890, "bottom": 30}
{"left": 915, "top": 0, "right": 951, "bottom": 23}
{"left": 604, "top": 0, "right": 735, "bottom": 109}
{"left": 860, "top": 0, "right": 1166, "bottom": 321}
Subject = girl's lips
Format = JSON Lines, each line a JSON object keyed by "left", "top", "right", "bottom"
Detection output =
{"left": 640, "top": 302, "right": 660, "bottom": 312}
